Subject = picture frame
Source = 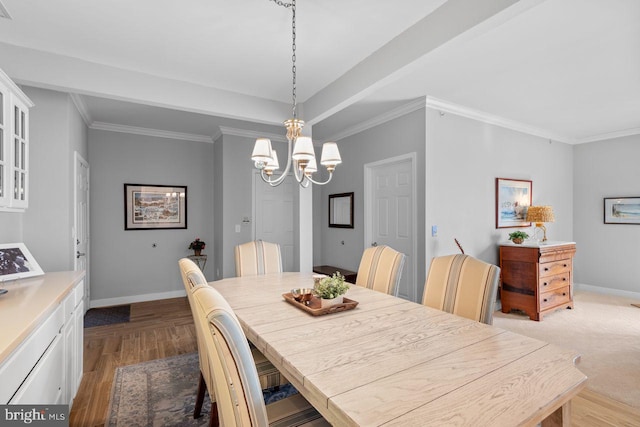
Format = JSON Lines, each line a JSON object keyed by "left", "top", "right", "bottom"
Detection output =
{"left": 496, "top": 178, "right": 532, "bottom": 228}
{"left": 124, "top": 183, "right": 187, "bottom": 230}
{"left": 329, "top": 192, "right": 354, "bottom": 229}
{"left": 0, "top": 243, "right": 45, "bottom": 282}
{"left": 604, "top": 197, "right": 640, "bottom": 224}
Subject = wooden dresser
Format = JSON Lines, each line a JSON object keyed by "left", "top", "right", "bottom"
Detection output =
{"left": 313, "top": 265, "right": 358, "bottom": 284}
{"left": 499, "top": 241, "right": 576, "bottom": 321}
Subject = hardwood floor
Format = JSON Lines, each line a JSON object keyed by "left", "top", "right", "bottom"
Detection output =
{"left": 70, "top": 297, "right": 640, "bottom": 427}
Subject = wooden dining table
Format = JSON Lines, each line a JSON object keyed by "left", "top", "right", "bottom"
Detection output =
{"left": 210, "top": 272, "right": 587, "bottom": 426}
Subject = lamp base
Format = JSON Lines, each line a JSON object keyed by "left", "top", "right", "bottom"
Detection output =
{"left": 532, "top": 223, "right": 547, "bottom": 242}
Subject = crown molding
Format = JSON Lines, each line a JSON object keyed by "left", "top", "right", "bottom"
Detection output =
{"left": 575, "top": 127, "right": 640, "bottom": 144}
{"left": 69, "top": 93, "right": 92, "bottom": 126}
{"left": 218, "top": 126, "right": 287, "bottom": 143}
{"left": 323, "top": 97, "right": 426, "bottom": 143}
{"left": 426, "top": 96, "right": 572, "bottom": 144}
{"left": 90, "top": 121, "right": 213, "bottom": 143}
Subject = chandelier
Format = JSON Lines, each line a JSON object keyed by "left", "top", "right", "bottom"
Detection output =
{"left": 251, "top": 0, "right": 341, "bottom": 187}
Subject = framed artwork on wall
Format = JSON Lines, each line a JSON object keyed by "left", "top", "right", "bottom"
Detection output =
{"left": 495, "top": 178, "right": 532, "bottom": 228}
{"left": 604, "top": 197, "right": 640, "bottom": 224}
{"left": 0, "top": 243, "right": 44, "bottom": 282}
{"left": 124, "top": 183, "right": 187, "bottom": 230}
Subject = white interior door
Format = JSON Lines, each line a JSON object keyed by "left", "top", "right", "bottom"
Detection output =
{"left": 365, "top": 153, "right": 417, "bottom": 301}
{"left": 254, "top": 172, "right": 295, "bottom": 271}
{"left": 73, "top": 152, "right": 90, "bottom": 310}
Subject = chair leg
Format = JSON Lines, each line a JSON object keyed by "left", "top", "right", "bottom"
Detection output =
{"left": 194, "top": 371, "right": 206, "bottom": 419}
{"left": 208, "top": 401, "right": 219, "bottom": 427}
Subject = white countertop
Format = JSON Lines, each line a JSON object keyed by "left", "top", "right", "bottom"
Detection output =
{"left": 499, "top": 240, "right": 576, "bottom": 248}
{"left": 0, "top": 271, "right": 85, "bottom": 364}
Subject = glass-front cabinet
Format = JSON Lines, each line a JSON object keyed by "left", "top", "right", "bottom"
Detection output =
{"left": 0, "top": 68, "right": 33, "bottom": 211}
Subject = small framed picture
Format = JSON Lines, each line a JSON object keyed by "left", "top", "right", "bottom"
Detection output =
{"left": 604, "top": 197, "right": 640, "bottom": 224}
{"left": 0, "top": 243, "right": 45, "bottom": 282}
{"left": 496, "top": 178, "right": 532, "bottom": 228}
{"left": 124, "top": 183, "right": 187, "bottom": 230}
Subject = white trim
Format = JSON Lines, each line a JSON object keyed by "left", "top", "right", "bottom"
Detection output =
{"left": 576, "top": 283, "right": 640, "bottom": 300}
{"left": 0, "top": 68, "right": 33, "bottom": 107}
{"left": 90, "top": 121, "right": 213, "bottom": 143}
{"left": 211, "top": 127, "right": 223, "bottom": 143}
{"left": 425, "top": 96, "right": 572, "bottom": 144}
{"left": 90, "top": 289, "right": 187, "bottom": 309}
{"left": 575, "top": 127, "right": 640, "bottom": 144}
{"left": 69, "top": 94, "right": 92, "bottom": 126}
{"left": 219, "top": 126, "right": 287, "bottom": 143}
{"left": 364, "top": 152, "right": 418, "bottom": 302}
{"left": 323, "top": 98, "right": 426, "bottom": 143}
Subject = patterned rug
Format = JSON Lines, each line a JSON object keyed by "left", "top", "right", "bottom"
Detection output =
{"left": 106, "top": 353, "right": 299, "bottom": 427}
{"left": 84, "top": 304, "right": 131, "bottom": 328}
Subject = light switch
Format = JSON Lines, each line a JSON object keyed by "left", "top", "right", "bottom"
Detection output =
{"left": 235, "top": 224, "right": 241, "bottom": 233}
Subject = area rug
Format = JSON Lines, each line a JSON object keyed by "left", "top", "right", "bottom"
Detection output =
{"left": 84, "top": 304, "right": 131, "bottom": 328}
{"left": 106, "top": 353, "right": 299, "bottom": 427}
{"left": 493, "top": 291, "right": 640, "bottom": 410}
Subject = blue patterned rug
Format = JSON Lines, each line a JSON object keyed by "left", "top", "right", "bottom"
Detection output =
{"left": 84, "top": 304, "right": 131, "bottom": 328}
{"left": 107, "top": 353, "right": 298, "bottom": 426}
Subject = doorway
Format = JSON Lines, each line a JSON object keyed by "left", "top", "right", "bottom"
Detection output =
{"left": 364, "top": 153, "right": 417, "bottom": 301}
{"left": 74, "top": 152, "right": 90, "bottom": 310}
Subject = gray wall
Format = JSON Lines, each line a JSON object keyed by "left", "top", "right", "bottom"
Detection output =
{"left": 88, "top": 129, "right": 214, "bottom": 303}
{"left": 425, "top": 108, "right": 574, "bottom": 268}
{"left": 0, "top": 86, "right": 87, "bottom": 272}
{"left": 574, "top": 135, "right": 640, "bottom": 294}
{"left": 314, "top": 108, "right": 427, "bottom": 292}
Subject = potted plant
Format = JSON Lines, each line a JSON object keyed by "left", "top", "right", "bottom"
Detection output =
{"left": 508, "top": 231, "right": 529, "bottom": 244}
{"left": 314, "top": 271, "right": 350, "bottom": 308}
{"left": 188, "top": 238, "right": 206, "bottom": 256}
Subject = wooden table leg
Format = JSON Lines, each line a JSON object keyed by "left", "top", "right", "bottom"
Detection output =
{"left": 542, "top": 401, "right": 571, "bottom": 427}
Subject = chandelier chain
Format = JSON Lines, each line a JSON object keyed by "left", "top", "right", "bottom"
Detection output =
{"left": 269, "top": 0, "right": 293, "bottom": 8}
{"left": 291, "top": 0, "right": 297, "bottom": 118}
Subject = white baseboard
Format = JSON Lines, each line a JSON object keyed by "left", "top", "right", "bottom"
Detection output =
{"left": 576, "top": 283, "right": 640, "bottom": 300}
{"left": 90, "top": 289, "right": 187, "bottom": 308}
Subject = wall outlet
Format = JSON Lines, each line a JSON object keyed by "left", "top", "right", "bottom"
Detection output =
{"left": 235, "top": 224, "right": 241, "bottom": 233}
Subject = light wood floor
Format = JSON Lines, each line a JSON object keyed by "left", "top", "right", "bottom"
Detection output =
{"left": 69, "top": 297, "right": 640, "bottom": 427}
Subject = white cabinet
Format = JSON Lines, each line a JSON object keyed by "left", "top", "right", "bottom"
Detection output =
{"left": 0, "top": 273, "right": 85, "bottom": 405}
{"left": 0, "top": 68, "right": 33, "bottom": 211}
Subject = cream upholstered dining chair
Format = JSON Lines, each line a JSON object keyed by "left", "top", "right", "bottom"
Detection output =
{"left": 235, "top": 240, "right": 283, "bottom": 276}
{"left": 179, "top": 258, "right": 287, "bottom": 426}
{"left": 422, "top": 254, "right": 500, "bottom": 325}
{"left": 355, "top": 245, "right": 406, "bottom": 296}
{"left": 192, "top": 284, "right": 330, "bottom": 427}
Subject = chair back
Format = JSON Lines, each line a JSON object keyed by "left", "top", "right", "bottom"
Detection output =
{"left": 178, "top": 258, "right": 212, "bottom": 393}
{"left": 192, "top": 285, "right": 270, "bottom": 427}
{"left": 422, "top": 254, "right": 500, "bottom": 324}
{"left": 355, "top": 245, "right": 406, "bottom": 296}
{"left": 235, "top": 240, "right": 283, "bottom": 276}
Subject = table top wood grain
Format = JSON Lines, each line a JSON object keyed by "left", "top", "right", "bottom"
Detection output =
{"left": 210, "top": 272, "right": 587, "bottom": 426}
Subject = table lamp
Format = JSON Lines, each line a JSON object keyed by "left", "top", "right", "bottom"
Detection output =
{"left": 526, "top": 206, "right": 555, "bottom": 242}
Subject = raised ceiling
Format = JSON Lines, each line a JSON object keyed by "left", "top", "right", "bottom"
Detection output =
{"left": 0, "top": 0, "right": 637, "bottom": 144}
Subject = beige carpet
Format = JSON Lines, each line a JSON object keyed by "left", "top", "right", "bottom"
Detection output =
{"left": 493, "top": 291, "right": 640, "bottom": 409}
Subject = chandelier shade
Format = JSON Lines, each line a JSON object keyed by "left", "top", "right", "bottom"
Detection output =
{"left": 251, "top": 0, "right": 341, "bottom": 187}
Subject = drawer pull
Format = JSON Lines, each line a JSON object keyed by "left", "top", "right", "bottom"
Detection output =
{"left": 544, "top": 267, "right": 549, "bottom": 271}
{"left": 543, "top": 298, "right": 548, "bottom": 303}
{"left": 563, "top": 277, "right": 567, "bottom": 281}
{"left": 562, "top": 292, "right": 567, "bottom": 296}
{"left": 543, "top": 282, "right": 548, "bottom": 286}
{"left": 564, "top": 264, "right": 567, "bottom": 267}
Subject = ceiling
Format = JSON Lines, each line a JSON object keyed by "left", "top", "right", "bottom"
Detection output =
{"left": 0, "top": 0, "right": 638, "bottom": 144}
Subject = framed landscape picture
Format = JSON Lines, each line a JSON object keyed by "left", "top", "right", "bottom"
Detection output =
{"left": 124, "top": 184, "right": 187, "bottom": 230}
{"left": 496, "top": 178, "right": 532, "bottom": 228}
{"left": 0, "top": 243, "right": 44, "bottom": 282}
{"left": 604, "top": 197, "right": 640, "bottom": 224}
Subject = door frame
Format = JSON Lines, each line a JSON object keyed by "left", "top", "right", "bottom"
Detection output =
{"left": 73, "top": 151, "right": 90, "bottom": 309}
{"left": 364, "top": 152, "right": 417, "bottom": 301}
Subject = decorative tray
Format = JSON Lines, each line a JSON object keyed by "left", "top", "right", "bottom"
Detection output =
{"left": 282, "top": 293, "right": 358, "bottom": 316}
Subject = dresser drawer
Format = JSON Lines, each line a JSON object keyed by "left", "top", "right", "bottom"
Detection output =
{"left": 539, "top": 272, "right": 570, "bottom": 292}
{"left": 540, "top": 286, "right": 571, "bottom": 310}
{"left": 539, "top": 258, "right": 571, "bottom": 278}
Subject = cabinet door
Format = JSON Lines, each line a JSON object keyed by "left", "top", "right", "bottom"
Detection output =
{"left": 0, "top": 82, "right": 8, "bottom": 206}
{"left": 10, "top": 334, "right": 64, "bottom": 404}
{"left": 73, "top": 300, "right": 84, "bottom": 395}
{"left": 9, "top": 96, "right": 28, "bottom": 209}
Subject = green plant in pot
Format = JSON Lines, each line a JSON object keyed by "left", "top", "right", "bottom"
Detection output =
{"left": 314, "top": 271, "right": 349, "bottom": 308}
{"left": 188, "top": 238, "right": 206, "bottom": 255}
{"left": 508, "top": 231, "right": 529, "bottom": 244}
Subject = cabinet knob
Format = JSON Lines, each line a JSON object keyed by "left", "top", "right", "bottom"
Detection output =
{"left": 562, "top": 292, "right": 567, "bottom": 296}
{"left": 543, "top": 298, "right": 548, "bottom": 303}
{"left": 563, "top": 264, "right": 568, "bottom": 267}
{"left": 544, "top": 267, "right": 549, "bottom": 271}
{"left": 563, "top": 277, "right": 567, "bottom": 281}
{"left": 543, "top": 282, "right": 548, "bottom": 286}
